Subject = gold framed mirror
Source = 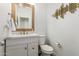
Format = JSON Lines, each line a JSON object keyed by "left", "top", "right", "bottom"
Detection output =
{"left": 11, "top": 3, "right": 35, "bottom": 32}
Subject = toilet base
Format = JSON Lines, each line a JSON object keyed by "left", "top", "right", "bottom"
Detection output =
{"left": 41, "top": 52, "right": 55, "bottom": 56}
{"left": 39, "top": 49, "right": 55, "bottom": 56}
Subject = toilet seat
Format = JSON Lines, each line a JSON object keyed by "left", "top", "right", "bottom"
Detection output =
{"left": 40, "top": 45, "right": 54, "bottom": 54}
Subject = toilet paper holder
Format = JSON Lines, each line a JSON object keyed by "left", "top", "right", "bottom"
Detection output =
{"left": 56, "top": 42, "right": 62, "bottom": 48}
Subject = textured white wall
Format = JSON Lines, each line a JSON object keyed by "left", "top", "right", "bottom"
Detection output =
{"left": 46, "top": 3, "right": 79, "bottom": 56}
{"left": 35, "top": 3, "right": 47, "bottom": 35}
{"left": 0, "top": 3, "right": 10, "bottom": 55}
{"left": 0, "top": 4, "right": 10, "bottom": 41}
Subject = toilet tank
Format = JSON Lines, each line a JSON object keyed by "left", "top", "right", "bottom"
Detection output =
{"left": 39, "top": 35, "right": 46, "bottom": 45}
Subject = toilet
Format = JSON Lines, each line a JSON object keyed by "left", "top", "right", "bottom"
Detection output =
{"left": 39, "top": 35, "right": 55, "bottom": 56}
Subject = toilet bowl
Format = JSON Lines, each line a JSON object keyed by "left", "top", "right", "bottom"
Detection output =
{"left": 40, "top": 45, "right": 54, "bottom": 54}
{"left": 39, "top": 35, "right": 54, "bottom": 55}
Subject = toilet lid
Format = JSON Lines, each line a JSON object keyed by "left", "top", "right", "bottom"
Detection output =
{"left": 41, "top": 45, "right": 54, "bottom": 52}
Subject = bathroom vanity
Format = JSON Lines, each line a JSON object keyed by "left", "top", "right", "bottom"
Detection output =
{"left": 3, "top": 3, "right": 46, "bottom": 56}
{"left": 4, "top": 34, "right": 42, "bottom": 56}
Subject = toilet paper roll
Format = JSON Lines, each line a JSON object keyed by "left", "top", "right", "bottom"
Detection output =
{"left": 56, "top": 42, "right": 62, "bottom": 48}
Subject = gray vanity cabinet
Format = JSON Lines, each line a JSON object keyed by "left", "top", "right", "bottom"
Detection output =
{"left": 4, "top": 37, "right": 38, "bottom": 56}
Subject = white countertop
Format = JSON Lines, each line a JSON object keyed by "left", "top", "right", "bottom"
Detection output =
{"left": 8, "top": 33, "right": 45, "bottom": 38}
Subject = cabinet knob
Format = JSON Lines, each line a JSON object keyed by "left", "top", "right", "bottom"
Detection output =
{"left": 25, "top": 47, "right": 27, "bottom": 50}
{"left": 32, "top": 48, "right": 34, "bottom": 50}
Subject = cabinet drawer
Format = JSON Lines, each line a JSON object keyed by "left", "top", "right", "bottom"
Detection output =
{"left": 28, "top": 42, "right": 38, "bottom": 56}
{"left": 6, "top": 38, "right": 26, "bottom": 46}
{"left": 6, "top": 44, "right": 27, "bottom": 56}
{"left": 27, "top": 37, "right": 38, "bottom": 43}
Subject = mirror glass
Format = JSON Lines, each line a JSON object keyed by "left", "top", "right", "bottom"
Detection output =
{"left": 11, "top": 3, "right": 34, "bottom": 31}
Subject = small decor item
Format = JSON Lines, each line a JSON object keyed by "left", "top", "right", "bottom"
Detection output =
{"left": 69, "top": 3, "right": 77, "bottom": 13}
{"left": 53, "top": 9, "right": 59, "bottom": 19}
{"left": 3, "top": 25, "right": 9, "bottom": 32}
{"left": 60, "top": 4, "right": 64, "bottom": 19}
{"left": 52, "top": 3, "right": 79, "bottom": 19}
{"left": 64, "top": 5, "right": 68, "bottom": 14}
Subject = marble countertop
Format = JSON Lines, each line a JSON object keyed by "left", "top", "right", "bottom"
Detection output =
{"left": 8, "top": 33, "right": 45, "bottom": 38}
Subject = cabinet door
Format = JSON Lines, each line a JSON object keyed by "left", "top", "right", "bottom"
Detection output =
{"left": 6, "top": 44, "right": 27, "bottom": 56}
{"left": 28, "top": 42, "right": 38, "bottom": 56}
